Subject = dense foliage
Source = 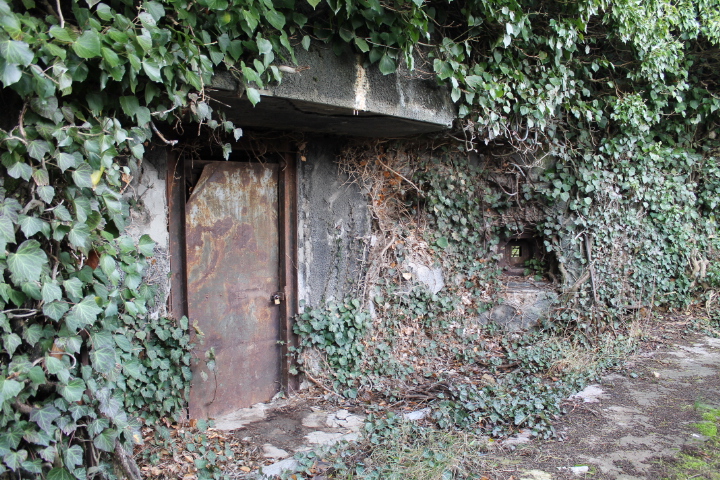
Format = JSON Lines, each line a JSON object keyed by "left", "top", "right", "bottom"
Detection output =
{"left": 1, "top": 0, "right": 719, "bottom": 476}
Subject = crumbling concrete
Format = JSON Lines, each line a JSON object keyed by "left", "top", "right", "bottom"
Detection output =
{"left": 405, "top": 261, "right": 445, "bottom": 294}
{"left": 297, "top": 139, "right": 371, "bottom": 306}
{"left": 125, "top": 147, "right": 169, "bottom": 250}
{"left": 478, "top": 332, "right": 720, "bottom": 479}
{"left": 124, "top": 146, "right": 171, "bottom": 317}
{"left": 212, "top": 401, "right": 367, "bottom": 479}
{"left": 478, "top": 281, "right": 557, "bottom": 331}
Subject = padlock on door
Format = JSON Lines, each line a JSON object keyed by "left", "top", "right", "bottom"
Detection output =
{"left": 271, "top": 292, "right": 284, "bottom": 305}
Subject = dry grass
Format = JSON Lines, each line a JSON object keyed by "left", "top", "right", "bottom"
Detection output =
{"left": 328, "top": 421, "right": 495, "bottom": 480}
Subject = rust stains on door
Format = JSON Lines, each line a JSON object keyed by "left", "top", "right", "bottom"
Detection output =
{"left": 186, "top": 162, "right": 281, "bottom": 419}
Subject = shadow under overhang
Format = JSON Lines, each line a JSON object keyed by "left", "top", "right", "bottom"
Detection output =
{"left": 210, "top": 92, "right": 453, "bottom": 138}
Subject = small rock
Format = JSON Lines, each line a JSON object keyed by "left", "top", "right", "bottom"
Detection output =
{"left": 571, "top": 385, "right": 606, "bottom": 403}
{"left": 520, "top": 470, "right": 552, "bottom": 480}
{"left": 305, "top": 430, "right": 358, "bottom": 446}
{"left": 406, "top": 261, "right": 444, "bottom": 294}
{"left": 260, "top": 458, "right": 300, "bottom": 478}
{"left": 213, "top": 403, "right": 268, "bottom": 430}
{"left": 305, "top": 431, "right": 346, "bottom": 445}
{"left": 503, "top": 429, "right": 532, "bottom": 446}
{"left": 403, "top": 408, "right": 431, "bottom": 421}
{"left": 342, "top": 432, "right": 360, "bottom": 442}
{"left": 325, "top": 414, "right": 341, "bottom": 428}
{"left": 302, "top": 411, "right": 328, "bottom": 428}
{"left": 342, "top": 414, "right": 364, "bottom": 429}
{"left": 569, "top": 465, "right": 589, "bottom": 475}
{"left": 262, "top": 444, "right": 289, "bottom": 459}
{"left": 335, "top": 409, "right": 350, "bottom": 420}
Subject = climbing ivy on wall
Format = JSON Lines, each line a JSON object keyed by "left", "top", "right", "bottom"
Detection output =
{"left": 310, "top": 0, "right": 720, "bottom": 312}
{"left": 2, "top": 0, "right": 720, "bottom": 475}
{"left": 0, "top": 0, "right": 304, "bottom": 476}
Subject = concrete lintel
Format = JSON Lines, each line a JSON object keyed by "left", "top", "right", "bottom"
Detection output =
{"left": 211, "top": 44, "right": 456, "bottom": 137}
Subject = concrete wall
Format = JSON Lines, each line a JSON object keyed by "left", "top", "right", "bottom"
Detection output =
{"left": 125, "top": 146, "right": 171, "bottom": 317}
{"left": 131, "top": 143, "right": 560, "bottom": 330}
{"left": 263, "top": 46, "right": 455, "bottom": 128}
{"left": 130, "top": 140, "right": 373, "bottom": 317}
{"left": 297, "top": 139, "right": 371, "bottom": 306}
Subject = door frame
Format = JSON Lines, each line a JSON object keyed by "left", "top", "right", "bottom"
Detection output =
{"left": 166, "top": 142, "right": 299, "bottom": 407}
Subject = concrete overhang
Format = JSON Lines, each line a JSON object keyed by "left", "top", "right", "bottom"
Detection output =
{"left": 210, "top": 45, "right": 456, "bottom": 137}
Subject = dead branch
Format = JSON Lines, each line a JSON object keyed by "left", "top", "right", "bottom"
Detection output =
{"left": 13, "top": 401, "right": 33, "bottom": 415}
{"left": 557, "top": 261, "right": 575, "bottom": 286}
{"left": 55, "top": 0, "right": 64, "bottom": 27}
{"left": 150, "top": 121, "right": 179, "bottom": 146}
{"left": 303, "top": 371, "right": 342, "bottom": 398}
{"left": 585, "top": 234, "right": 599, "bottom": 304}
{"left": 376, "top": 156, "right": 421, "bottom": 194}
{"left": 115, "top": 441, "right": 142, "bottom": 480}
{"left": 566, "top": 270, "right": 591, "bottom": 294}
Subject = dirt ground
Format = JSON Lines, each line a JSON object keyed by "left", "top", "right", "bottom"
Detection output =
{"left": 474, "top": 322, "right": 720, "bottom": 480}
{"left": 140, "top": 319, "right": 720, "bottom": 480}
{"left": 239, "top": 320, "right": 720, "bottom": 479}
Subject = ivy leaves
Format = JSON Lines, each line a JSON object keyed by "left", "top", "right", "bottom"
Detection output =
{"left": 72, "top": 31, "right": 102, "bottom": 59}
{"left": 0, "top": 38, "right": 33, "bottom": 87}
{"left": 7, "top": 240, "right": 46, "bottom": 283}
{"left": 0, "top": 0, "right": 230, "bottom": 477}
{"left": 0, "top": 39, "right": 33, "bottom": 66}
{"left": 294, "top": 299, "right": 370, "bottom": 393}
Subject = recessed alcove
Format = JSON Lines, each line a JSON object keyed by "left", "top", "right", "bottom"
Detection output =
{"left": 498, "top": 233, "right": 543, "bottom": 277}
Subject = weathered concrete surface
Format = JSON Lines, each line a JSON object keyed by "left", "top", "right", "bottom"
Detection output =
{"left": 211, "top": 44, "right": 455, "bottom": 137}
{"left": 297, "top": 140, "right": 371, "bottom": 306}
{"left": 208, "top": 327, "right": 720, "bottom": 480}
{"left": 494, "top": 332, "right": 720, "bottom": 479}
{"left": 124, "top": 146, "right": 171, "bottom": 316}
{"left": 404, "top": 261, "right": 445, "bottom": 294}
{"left": 217, "top": 403, "right": 366, "bottom": 479}
{"left": 570, "top": 336, "right": 720, "bottom": 479}
{"left": 125, "top": 147, "right": 169, "bottom": 250}
{"left": 213, "top": 403, "right": 270, "bottom": 431}
{"left": 479, "top": 281, "right": 558, "bottom": 331}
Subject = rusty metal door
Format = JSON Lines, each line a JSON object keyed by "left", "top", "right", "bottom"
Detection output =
{"left": 186, "top": 162, "right": 282, "bottom": 419}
